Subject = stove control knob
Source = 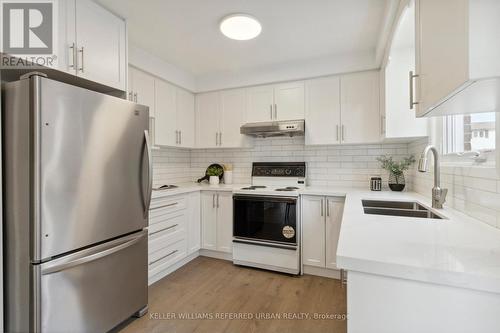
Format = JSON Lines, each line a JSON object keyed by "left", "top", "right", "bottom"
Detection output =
{"left": 285, "top": 169, "right": 292, "bottom": 175}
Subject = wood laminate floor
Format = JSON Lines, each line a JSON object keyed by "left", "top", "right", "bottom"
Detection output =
{"left": 115, "top": 256, "right": 347, "bottom": 333}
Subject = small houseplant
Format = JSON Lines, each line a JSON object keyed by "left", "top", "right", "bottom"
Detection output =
{"left": 377, "top": 155, "right": 416, "bottom": 191}
{"left": 207, "top": 165, "right": 224, "bottom": 185}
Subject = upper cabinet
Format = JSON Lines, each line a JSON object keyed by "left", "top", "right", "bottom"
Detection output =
{"left": 246, "top": 82, "right": 305, "bottom": 122}
{"left": 57, "top": 0, "right": 126, "bottom": 91}
{"left": 381, "top": 1, "right": 428, "bottom": 140}
{"left": 414, "top": 0, "right": 500, "bottom": 117}
{"left": 129, "top": 66, "right": 195, "bottom": 148}
{"left": 196, "top": 90, "right": 252, "bottom": 149}
{"left": 305, "top": 71, "right": 380, "bottom": 145}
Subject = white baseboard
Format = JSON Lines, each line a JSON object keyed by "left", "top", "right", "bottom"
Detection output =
{"left": 303, "top": 265, "right": 341, "bottom": 279}
{"left": 199, "top": 249, "right": 233, "bottom": 261}
{"left": 148, "top": 251, "right": 199, "bottom": 286}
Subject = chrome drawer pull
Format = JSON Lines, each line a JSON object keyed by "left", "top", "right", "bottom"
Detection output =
{"left": 151, "top": 202, "right": 179, "bottom": 210}
{"left": 149, "top": 249, "right": 178, "bottom": 265}
{"left": 149, "top": 223, "right": 178, "bottom": 236}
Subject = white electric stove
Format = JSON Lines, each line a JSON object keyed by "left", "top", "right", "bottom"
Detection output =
{"left": 232, "top": 162, "right": 306, "bottom": 275}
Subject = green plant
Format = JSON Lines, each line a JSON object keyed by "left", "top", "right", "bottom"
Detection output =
{"left": 207, "top": 165, "right": 223, "bottom": 177}
{"left": 377, "top": 155, "right": 416, "bottom": 177}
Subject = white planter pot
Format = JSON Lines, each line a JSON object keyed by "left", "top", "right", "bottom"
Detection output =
{"left": 209, "top": 176, "right": 220, "bottom": 185}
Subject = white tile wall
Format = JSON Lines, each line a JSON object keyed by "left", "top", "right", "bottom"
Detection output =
{"left": 408, "top": 138, "right": 500, "bottom": 229}
{"left": 190, "top": 137, "right": 411, "bottom": 189}
{"left": 152, "top": 147, "right": 191, "bottom": 186}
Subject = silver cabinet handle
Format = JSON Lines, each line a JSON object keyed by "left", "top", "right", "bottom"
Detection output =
{"left": 143, "top": 130, "right": 153, "bottom": 217}
{"left": 219, "top": 132, "right": 222, "bottom": 146}
{"left": 175, "top": 130, "right": 178, "bottom": 144}
{"left": 134, "top": 93, "right": 138, "bottom": 103}
{"left": 150, "top": 202, "right": 178, "bottom": 210}
{"left": 326, "top": 199, "right": 330, "bottom": 217}
{"left": 409, "top": 71, "right": 419, "bottom": 109}
{"left": 274, "top": 104, "right": 277, "bottom": 119}
{"left": 149, "top": 250, "right": 178, "bottom": 266}
{"left": 217, "top": 193, "right": 220, "bottom": 208}
{"left": 212, "top": 194, "right": 215, "bottom": 208}
{"left": 78, "top": 46, "right": 84, "bottom": 73}
{"left": 336, "top": 125, "right": 340, "bottom": 142}
{"left": 149, "top": 223, "right": 178, "bottom": 236}
{"left": 215, "top": 132, "right": 218, "bottom": 146}
{"left": 320, "top": 199, "right": 324, "bottom": 216}
{"left": 270, "top": 105, "right": 273, "bottom": 119}
{"left": 180, "top": 130, "right": 182, "bottom": 145}
{"left": 341, "top": 125, "right": 345, "bottom": 142}
{"left": 69, "top": 42, "right": 76, "bottom": 69}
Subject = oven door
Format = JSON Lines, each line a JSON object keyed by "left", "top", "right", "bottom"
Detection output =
{"left": 233, "top": 195, "right": 297, "bottom": 246}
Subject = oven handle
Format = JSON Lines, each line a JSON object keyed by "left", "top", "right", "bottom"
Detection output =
{"left": 233, "top": 239, "right": 297, "bottom": 251}
{"left": 233, "top": 195, "right": 297, "bottom": 203}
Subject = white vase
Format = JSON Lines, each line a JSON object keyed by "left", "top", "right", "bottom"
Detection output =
{"left": 224, "top": 171, "right": 233, "bottom": 185}
{"left": 209, "top": 176, "right": 220, "bottom": 185}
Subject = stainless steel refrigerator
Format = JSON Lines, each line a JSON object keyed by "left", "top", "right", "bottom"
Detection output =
{"left": 2, "top": 73, "right": 152, "bottom": 333}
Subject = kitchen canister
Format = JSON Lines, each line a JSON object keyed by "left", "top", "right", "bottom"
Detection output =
{"left": 370, "top": 176, "right": 382, "bottom": 191}
{"left": 224, "top": 170, "right": 233, "bottom": 185}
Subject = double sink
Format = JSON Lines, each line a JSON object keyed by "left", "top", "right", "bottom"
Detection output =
{"left": 362, "top": 200, "right": 445, "bottom": 220}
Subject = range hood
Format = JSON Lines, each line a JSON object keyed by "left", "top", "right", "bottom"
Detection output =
{"left": 240, "top": 120, "right": 305, "bottom": 138}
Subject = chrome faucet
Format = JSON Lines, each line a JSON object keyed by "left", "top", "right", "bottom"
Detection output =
{"left": 418, "top": 145, "right": 448, "bottom": 208}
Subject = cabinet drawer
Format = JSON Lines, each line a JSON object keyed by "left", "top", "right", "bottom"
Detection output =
{"left": 149, "top": 196, "right": 187, "bottom": 224}
{"left": 148, "top": 213, "right": 186, "bottom": 254}
{"left": 148, "top": 239, "right": 187, "bottom": 278}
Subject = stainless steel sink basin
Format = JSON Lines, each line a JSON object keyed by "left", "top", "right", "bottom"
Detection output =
{"left": 362, "top": 200, "right": 445, "bottom": 220}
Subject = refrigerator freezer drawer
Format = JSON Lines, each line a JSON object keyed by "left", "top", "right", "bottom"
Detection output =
{"left": 39, "top": 231, "right": 148, "bottom": 333}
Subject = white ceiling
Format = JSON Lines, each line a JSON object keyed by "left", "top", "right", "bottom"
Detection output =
{"left": 97, "top": 0, "right": 390, "bottom": 76}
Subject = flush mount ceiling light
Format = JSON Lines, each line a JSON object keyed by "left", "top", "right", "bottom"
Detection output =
{"left": 219, "top": 14, "right": 262, "bottom": 40}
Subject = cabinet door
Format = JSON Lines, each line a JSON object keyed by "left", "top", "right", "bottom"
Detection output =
{"left": 155, "top": 79, "right": 177, "bottom": 146}
{"left": 176, "top": 88, "right": 195, "bottom": 148}
{"left": 246, "top": 85, "right": 274, "bottom": 122}
{"left": 55, "top": 0, "right": 76, "bottom": 75}
{"left": 340, "top": 71, "right": 381, "bottom": 144}
{"left": 187, "top": 192, "right": 201, "bottom": 254}
{"left": 274, "top": 81, "right": 305, "bottom": 121}
{"left": 415, "top": 0, "right": 468, "bottom": 115}
{"left": 305, "top": 77, "right": 341, "bottom": 145}
{"left": 75, "top": 0, "right": 126, "bottom": 90}
{"left": 130, "top": 67, "right": 156, "bottom": 117}
{"left": 216, "top": 192, "right": 233, "bottom": 253}
{"left": 220, "top": 89, "right": 250, "bottom": 148}
{"left": 201, "top": 192, "right": 217, "bottom": 251}
{"left": 325, "top": 198, "right": 344, "bottom": 269}
{"left": 195, "top": 92, "right": 220, "bottom": 148}
{"left": 302, "top": 196, "right": 325, "bottom": 268}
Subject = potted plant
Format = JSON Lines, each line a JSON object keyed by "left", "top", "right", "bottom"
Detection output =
{"left": 207, "top": 165, "right": 224, "bottom": 185}
{"left": 377, "top": 155, "right": 416, "bottom": 191}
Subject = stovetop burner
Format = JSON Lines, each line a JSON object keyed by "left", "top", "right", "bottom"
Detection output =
{"left": 241, "top": 186, "right": 267, "bottom": 190}
{"left": 275, "top": 187, "right": 300, "bottom": 192}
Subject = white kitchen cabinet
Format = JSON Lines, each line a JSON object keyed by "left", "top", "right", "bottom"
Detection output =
{"left": 129, "top": 67, "right": 156, "bottom": 117}
{"left": 302, "top": 195, "right": 344, "bottom": 270}
{"left": 196, "top": 90, "right": 250, "bottom": 148}
{"left": 176, "top": 88, "right": 195, "bottom": 148}
{"left": 340, "top": 71, "right": 381, "bottom": 144}
{"left": 187, "top": 192, "right": 201, "bottom": 254}
{"left": 54, "top": 0, "right": 126, "bottom": 90}
{"left": 305, "top": 77, "right": 341, "bottom": 145}
{"left": 245, "top": 82, "right": 304, "bottom": 122}
{"left": 245, "top": 85, "right": 275, "bottom": 122}
{"left": 75, "top": 0, "right": 126, "bottom": 90}
{"left": 201, "top": 191, "right": 233, "bottom": 253}
{"left": 215, "top": 192, "right": 233, "bottom": 253}
{"left": 382, "top": 1, "right": 428, "bottom": 140}
{"left": 415, "top": 0, "right": 500, "bottom": 117}
{"left": 154, "top": 79, "right": 176, "bottom": 146}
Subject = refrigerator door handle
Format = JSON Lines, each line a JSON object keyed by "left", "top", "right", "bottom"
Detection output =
{"left": 143, "top": 130, "right": 153, "bottom": 217}
{"left": 41, "top": 231, "right": 146, "bottom": 275}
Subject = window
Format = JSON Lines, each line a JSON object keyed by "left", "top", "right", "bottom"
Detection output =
{"left": 442, "top": 112, "right": 496, "bottom": 156}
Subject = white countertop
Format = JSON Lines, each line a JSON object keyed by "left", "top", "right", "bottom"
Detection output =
{"left": 151, "top": 182, "right": 500, "bottom": 294}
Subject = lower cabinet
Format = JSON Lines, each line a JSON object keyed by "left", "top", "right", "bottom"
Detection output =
{"left": 201, "top": 191, "right": 233, "bottom": 253}
{"left": 302, "top": 195, "right": 344, "bottom": 269}
{"left": 147, "top": 192, "right": 200, "bottom": 284}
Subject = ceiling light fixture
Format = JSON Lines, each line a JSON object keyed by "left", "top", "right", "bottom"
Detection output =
{"left": 220, "top": 14, "right": 262, "bottom": 41}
